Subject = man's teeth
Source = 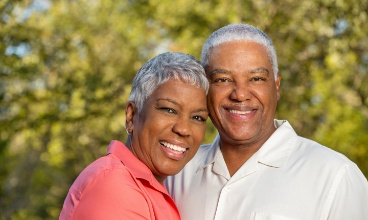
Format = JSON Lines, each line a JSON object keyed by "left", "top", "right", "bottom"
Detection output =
{"left": 229, "top": 109, "right": 252, "bottom": 115}
{"left": 161, "top": 142, "right": 186, "bottom": 152}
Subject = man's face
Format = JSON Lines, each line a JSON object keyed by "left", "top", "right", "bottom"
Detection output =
{"left": 206, "top": 41, "right": 281, "bottom": 146}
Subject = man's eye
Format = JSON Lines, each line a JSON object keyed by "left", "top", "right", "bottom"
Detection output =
{"left": 214, "top": 78, "right": 231, "bottom": 83}
{"left": 251, "top": 77, "right": 266, "bottom": 82}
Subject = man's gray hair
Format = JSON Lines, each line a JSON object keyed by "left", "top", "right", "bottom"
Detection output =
{"left": 200, "top": 24, "right": 278, "bottom": 79}
{"left": 128, "top": 52, "right": 209, "bottom": 112}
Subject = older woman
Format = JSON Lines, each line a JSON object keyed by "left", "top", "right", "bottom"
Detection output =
{"left": 59, "top": 52, "right": 209, "bottom": 220}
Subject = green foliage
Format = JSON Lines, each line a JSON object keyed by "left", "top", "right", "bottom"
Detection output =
{"left": 1, "top": 0, "right": 367, "bottom": 219}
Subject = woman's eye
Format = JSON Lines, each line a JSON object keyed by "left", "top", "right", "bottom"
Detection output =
{"left": 193, "top": 115, "right": 207, "bottom": 122}
{"left": 161, "top": 107, "right": 176, "bottom": 114}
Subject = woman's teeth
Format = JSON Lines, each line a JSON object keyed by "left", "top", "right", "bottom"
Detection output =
{"left": 160, "top": 141, "right": 186, "bottom": 153}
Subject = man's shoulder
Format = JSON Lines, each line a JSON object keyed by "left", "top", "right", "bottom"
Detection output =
{"left": 293, "top": 135, "right": 354, "bottom": 167}
{"left": 192, "top": 142, "right": 217, "bottom": 160}
{"left": 199, "top": 142, "right": 213, "bottom": 151}
{"left": 276, "top": 119, "right": 353, "bottom": 166}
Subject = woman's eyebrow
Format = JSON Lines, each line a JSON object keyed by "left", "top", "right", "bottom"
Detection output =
{"left": 157, "top": 98, "right": 178, "bottom": 105}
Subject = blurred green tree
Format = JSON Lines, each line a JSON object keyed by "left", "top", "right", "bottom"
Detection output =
{"left": 0, "top": 0, "right": 367, "bottom": 219}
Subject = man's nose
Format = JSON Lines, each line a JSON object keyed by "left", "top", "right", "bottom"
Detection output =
{"left": 230, "top": 83, "right": 252, "bottom": 101}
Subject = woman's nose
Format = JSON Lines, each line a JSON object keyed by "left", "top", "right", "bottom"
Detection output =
{"left": 172, "top": 117, "right": 191, "bottom": 137}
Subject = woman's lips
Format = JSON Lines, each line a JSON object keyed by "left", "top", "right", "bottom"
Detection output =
{"left": 160, "top": 141, "right": 189, "bottom": 160}
{"left": 160, "top": 141, "right": 187, "bottom": 154}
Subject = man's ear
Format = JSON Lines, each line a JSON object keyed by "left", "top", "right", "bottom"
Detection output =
{"left": 125, "top": 102, "right": 137, "bottom": 134}
{"left": 275, "top": 73, "right": 281, "bottom": 101}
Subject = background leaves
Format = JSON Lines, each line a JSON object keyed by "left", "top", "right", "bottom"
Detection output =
{"left": 1, "top": 0, "right": 367, "bottom": 219}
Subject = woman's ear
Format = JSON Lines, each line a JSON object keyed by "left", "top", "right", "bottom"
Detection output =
{"left": 125, "top": 102, "right": 137, "bottom": 134}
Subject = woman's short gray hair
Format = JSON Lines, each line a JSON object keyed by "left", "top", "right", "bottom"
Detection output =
{"left": 200, "top": 24, "right": 278, "bottom": 79}
{"left": 128, "top": 52, "right": 209, "bottom": 112}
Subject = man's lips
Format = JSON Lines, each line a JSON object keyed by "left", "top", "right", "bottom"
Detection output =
{"left": 228, "top": 109, "right": 253, "bottom": 115}
{"left": 224, "top": 104, "right": 258, "bottom": 115}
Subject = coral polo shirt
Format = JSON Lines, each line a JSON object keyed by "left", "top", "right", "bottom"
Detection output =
{"left": 60, "top": 140, "right": 180, "bottom": 220}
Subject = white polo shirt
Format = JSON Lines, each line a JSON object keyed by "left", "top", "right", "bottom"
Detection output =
{"left": 165, "top": 120, "right": 368, "bottom": 220}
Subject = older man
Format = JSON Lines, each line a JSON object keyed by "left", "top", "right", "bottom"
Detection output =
{"left": 165, "top": 24, "right": 368, "bottom": 220}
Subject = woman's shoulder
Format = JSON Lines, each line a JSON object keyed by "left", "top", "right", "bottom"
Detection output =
{"left": 70, "top": 154, "right": 136, "bottom": 193}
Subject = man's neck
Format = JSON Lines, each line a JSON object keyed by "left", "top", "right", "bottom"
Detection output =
{"left": 221, "top": 142, "right": 262, "bottom": 176}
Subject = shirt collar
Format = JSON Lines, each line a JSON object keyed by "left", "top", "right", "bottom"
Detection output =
{"left": 197, "top": 135, "right": 220, "bottom": 172}
{"left": 107, "top": 140, "right": 156, "bottom": 183}
{"left": 197, "top": 120, "right": 297, "bottom": 172}
{"left": 198, "top": 135, "right": 231, "bottom": 178}
{"left": 256, "top": 120, "right": 297, "bottom": 168}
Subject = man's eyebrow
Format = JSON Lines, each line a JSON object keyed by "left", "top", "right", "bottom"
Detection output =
{"left": 249, "top": 67, "right": 269, "bottom": 75}
{"left": 207, "top": 68, "right": 231, "bottom": 76}
{"left": 207, "top": 67, "right": 270, "bottom": 76}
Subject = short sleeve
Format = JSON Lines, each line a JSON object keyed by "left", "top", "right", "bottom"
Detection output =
{"left": 322, "top": 163, "right": 368, "bottom": 219}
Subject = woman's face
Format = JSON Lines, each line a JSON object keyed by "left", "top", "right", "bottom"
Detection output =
{"left": 126, "top": 79, "right": 208, "bottom": 183}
